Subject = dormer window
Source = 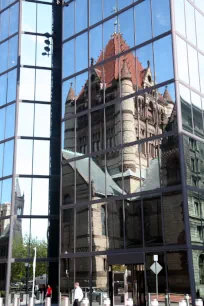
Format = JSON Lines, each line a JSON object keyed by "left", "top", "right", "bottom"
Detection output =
{"left": 148, "top": 75, "right": 151, "bottom": 83}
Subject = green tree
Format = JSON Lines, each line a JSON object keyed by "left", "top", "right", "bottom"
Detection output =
{"left": 11, "top": 234, "right": 47, "bottom": 283}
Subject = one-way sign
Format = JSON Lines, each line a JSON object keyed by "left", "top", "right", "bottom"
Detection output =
{"left": 150, "top": 262, "right": 163, "bottom": 275}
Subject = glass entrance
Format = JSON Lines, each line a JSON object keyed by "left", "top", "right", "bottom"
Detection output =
{"left": 109, "top": 264, "right": 145, "bottom": 306}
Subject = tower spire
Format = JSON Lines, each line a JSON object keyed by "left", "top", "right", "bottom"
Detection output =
{"left": 112, "top": 6, "right": 120, "bottom": 34}
{"left": 66, "top": 82, "right": 75, "bottom": 104}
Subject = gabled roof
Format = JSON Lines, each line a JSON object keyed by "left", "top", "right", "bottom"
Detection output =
{"left": 62, "top": 150, "right": 124, "bottom": 196}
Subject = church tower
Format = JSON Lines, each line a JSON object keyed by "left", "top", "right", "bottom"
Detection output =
{"left": 64, "top": 84, "right": 75, "bottom": 151}
{"left": 120, "top": 58, "right": 137, "bottom": 172}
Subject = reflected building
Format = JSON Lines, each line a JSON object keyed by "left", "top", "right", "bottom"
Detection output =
{"left": 60, "top": 0, "right": 204, "bottom": 304}
{"left": 1, "top": 0, "right": 204, "bottom": 305}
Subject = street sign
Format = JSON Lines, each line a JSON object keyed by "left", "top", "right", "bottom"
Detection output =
{"left": 150, "top": 262, "right": 163, "bottom": 275}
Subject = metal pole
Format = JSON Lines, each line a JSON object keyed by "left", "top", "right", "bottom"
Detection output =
{"left": 100, "top": 292, "right": 103, "bottom": 306}
{"left": 62, "top": 296, "right": 69, "bottom": 306}
{"left": 13, "top": 296, "right": 20, "bottom": 306}
{"left": 148, "top": 293, "right": 151, "bottom": 306}
{"left": 185, "top": 294, "right": 190, "bottom": 306}
{"left": 29, "top": 297, "right": 35, "bottom": 306}
{"left": 32, "top": 248, "right": 37, "bottom": 298}
{"left": 45, "top": 297, "right": 52, "bottom": 306}
{"left": 155, "top": 263, "right": 158, "bottom": 301}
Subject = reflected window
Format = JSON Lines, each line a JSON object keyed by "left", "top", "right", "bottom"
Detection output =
{"left": 151, "top": 0, "right": 170, "bottom": 37}
{"left": 143, "top": 197, "right": 163, "bottom": 246}
{"left": 63, "top": 194, "right": 72, "bottom": 205}
{"left": 199, "top": 254, "right": 204, "bottom": 284}
{"left": 135, "top": 0, "right": 151, "bottom": 45}
{"left": 101, "top": 205, "right": 106, "bottom": 236}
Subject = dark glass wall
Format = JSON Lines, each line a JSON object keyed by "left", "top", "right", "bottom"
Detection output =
{"left": 174, "top": 0, "right": 204, "bottom": 301}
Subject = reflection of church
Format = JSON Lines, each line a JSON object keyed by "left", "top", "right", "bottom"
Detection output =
{"left": 61, "top": 32, "right": 202, "bottom": 296}
{"left": 0, "top": 179, "right": 24, "bottom": 258}
{"left": 64, "top": 33, "right": 174, "bottom": 193}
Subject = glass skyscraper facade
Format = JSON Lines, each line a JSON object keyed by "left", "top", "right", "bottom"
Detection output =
{"left": 0, "top": 0, "right": 61, "bottom": 303}
{"left": 60, "top": 0, "right": 204, "bottom": 305}
{"left": 0, "top": 0, "right": 204, "bottom": 305}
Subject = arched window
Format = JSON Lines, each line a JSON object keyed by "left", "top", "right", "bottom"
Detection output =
{"left": 148, "top": 102, "right": 154, "bottom": 118}
{"left": 199, "top": 254, "right": 204, "bottom": 284}
{"left": 142, "top": 100, "right": 145, "bottom": 117}
{"left": 101, "top": 205, "right": 106, "bottom": 235}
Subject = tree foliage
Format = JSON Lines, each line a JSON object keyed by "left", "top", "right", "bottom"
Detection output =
{"left": 11, "top": 234, "right": 47, "bottom": 283}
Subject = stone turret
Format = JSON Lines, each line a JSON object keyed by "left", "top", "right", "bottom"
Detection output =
{"left": 120, "top": 58, "right": 137, "bottom": 172}
{"left": 163, "top": 86, "right": 174, "bottom": 119}
{"left": 64, "top": 84, "right": 75, "bottom": 150}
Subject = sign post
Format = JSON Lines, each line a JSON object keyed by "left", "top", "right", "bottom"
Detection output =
{"left": 150, "top": 255, "right": 162, "bottom": 301}
{"left": 32, "top": 247, "right": 37, "bottom": 299}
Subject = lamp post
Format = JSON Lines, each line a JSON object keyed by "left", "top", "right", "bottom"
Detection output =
{"left": 25, "top": 263, "right": 30, "bottom": 304}
{"left": 64, "top": 251, "right": 69, "bottom": 295}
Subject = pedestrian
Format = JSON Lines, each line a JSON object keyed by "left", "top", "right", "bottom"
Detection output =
{"left": 73, "top": 282, "right": 83, "bottom": 306}
{"left": 46, "top": 284, "right": 52, "bottom": 298}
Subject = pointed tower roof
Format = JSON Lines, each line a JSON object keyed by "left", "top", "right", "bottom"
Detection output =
{"left": 121, "top": 58, "right": 132, "bottom": 81}
{"left": 163, "top": 86, "right": 173, "bottom": 103}
{"left": 96, "top": 33, "right": 144, "bottom": 87}
{"left": 15, "top": 178, "right": 21, "bottom": 197}
{"left": 66, "top": 84, "right": 75, "bottom": 104}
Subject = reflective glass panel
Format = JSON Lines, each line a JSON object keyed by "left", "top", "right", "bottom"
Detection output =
{"left": 167, "top": 251, "right": 190, "bottom": 294}
{"left": 5, "top": 103, "right": 15, "bottom": 139}
{"left": 34, "top": 104, "right": 50, "bottom": 137}
{"left": 0, "top": 263, "right": 6, "bottom": 296}
{"left": 20, "top": 68, "right": 35, "bottom": 100}
{"left": 0, "top": 74, "right": 7, "bottom": 106}
{"left": 18, "top": 103, "right": 34, "bottom": 137}
{"left": 107, "top": 200, "right": 124, "bottom": 250}
{"left": 143, "top": 197, "right": 163, "bottom": 246}
{"left": 0, "top": 218, "right": 9, "bottom": 259}
{"left": 33, "top": 140, "right": 50, "bottom": 175}
{"left": 125, "top": 199, "right": 143, "bottom": 248}
{"left": 91, "top": 202, "right": 107, "bottom": 252}
{"left": 76, "top": 204, "right": 90, "bottom": 252}
{"left": 16, "top": 139, "right": 33, "bottom": 175}
{"left": 9, "top": 3, "right": 19, "bottom": 36}
{"left": 63, "top": 2, "right": 74, "bottom": 40}
{"left": 35, "top": 70, "right": 51, "bottom": 101}
{"left": 135, "top": 0, "right": 151, "bottom": 46}
{"left": 1, "top": 178, "right": 12, "bottom": 205}
{"left": 151, "top": 0, "right": 170, "bottom": 37}
{"left": 163, "top": 190, "right": 185, "bottom": 245}
{"left": 3, "top": 140, "right": 14, "bottom": 177}
{"left": 61, "top": 208, "right": 74, "bottom": 253}
{"left": 7, "top": 69, "right": 17, "bottom": 103}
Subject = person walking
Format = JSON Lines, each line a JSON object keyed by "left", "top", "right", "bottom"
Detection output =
{"left": 46, "top": 284, "right": 52, "bottom": 298}
{"left": 73, "top": 282, "right": 83, "bottom": 306}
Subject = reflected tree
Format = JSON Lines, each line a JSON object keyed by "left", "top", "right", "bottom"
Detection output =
{"left": 11, "top": 234, "right": 47, "bottom": 283}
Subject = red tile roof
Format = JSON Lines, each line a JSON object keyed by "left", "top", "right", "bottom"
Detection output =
{"left": 95, "top": 33, "right": 144, "bottom": 88}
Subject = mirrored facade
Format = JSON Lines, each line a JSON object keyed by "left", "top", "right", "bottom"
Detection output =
{"left": 60, "top": 0, "right": 204, "bottom": 306}
{"left": 1, "top": 0, "right": 204, "bottom": 305}
{"left": 0, "top": 0, "right": 60, "bottom": 303}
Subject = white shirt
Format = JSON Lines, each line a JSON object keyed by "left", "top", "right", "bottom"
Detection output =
{"left": 74, "top": 287, "right": 83, "bottom": 301}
